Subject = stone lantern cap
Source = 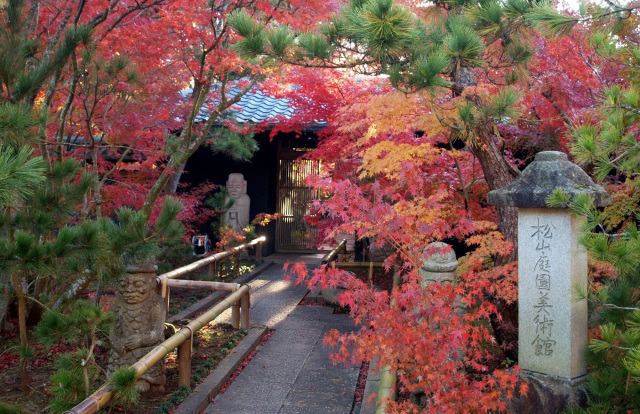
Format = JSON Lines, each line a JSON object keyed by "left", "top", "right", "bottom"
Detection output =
{"left": 487, "top": 151, "right": 613, "bottom": 208}
{"left": 421, "top": 242, "right": 458, "bottom": 273}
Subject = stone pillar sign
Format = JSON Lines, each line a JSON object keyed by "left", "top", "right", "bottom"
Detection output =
{"left": 517, "top": 209, "right": 586, "bottom": 378}
{"left": 488, "top": 151, "right": 612, "bottom": 382}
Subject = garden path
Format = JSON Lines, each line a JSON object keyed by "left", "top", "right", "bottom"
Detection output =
{"left": 204, "top": 253, "right": 360, "bottom": 414}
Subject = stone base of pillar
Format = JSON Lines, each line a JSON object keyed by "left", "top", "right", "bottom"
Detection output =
{"left": 507, "top": 370, "right": 588, "bottom": 414}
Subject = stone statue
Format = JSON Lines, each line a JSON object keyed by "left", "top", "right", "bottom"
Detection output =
{"left": 108, "top": 264, "right": 166, "bottom": 393}
{"left": 419, "top": 242, "right": 458, "bottom": 287}
{"left": 412, "top": 241, "right": 460, "bottom": 407}
{"left": 223, "top": 173, "right": 250, "bottom": 233}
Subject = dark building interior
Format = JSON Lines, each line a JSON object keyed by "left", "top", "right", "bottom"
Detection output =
{"left": 181, "top": 130, "right": 320, "bottom": 256}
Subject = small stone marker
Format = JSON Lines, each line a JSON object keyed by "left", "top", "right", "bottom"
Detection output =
{"left": 488, "top": 151, "right": 612, "bottom": 381}
{"left": 412, "top": 242, "right": 459, "bottom": 406}
{"left": 419, "top": 241, "right": 458, "bottom": 287}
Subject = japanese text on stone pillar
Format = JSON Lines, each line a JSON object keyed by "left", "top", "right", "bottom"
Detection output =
{"left": 531, "top": 218, "right": 556, "bottom": 357}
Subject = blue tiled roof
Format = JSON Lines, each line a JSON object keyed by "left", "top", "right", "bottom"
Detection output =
{"left": 185, "top": 85, "right": 293, "bottom": 124}
{"left": 184, "top": 84, "right": 325, "bottom": 128}
{"left": 226, "top": 89, "right": 293, "bottom": 123}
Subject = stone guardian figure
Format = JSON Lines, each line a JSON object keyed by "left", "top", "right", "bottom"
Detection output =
{"left": 223, "top": 173, "right": 250, "bottom": 233}
{"left": 108, "top": 263, "right": 166, "bottom": 393}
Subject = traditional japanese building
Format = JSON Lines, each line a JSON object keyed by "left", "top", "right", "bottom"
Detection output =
{"left": 181, "top": 87, "right": 325, "bottom": 255}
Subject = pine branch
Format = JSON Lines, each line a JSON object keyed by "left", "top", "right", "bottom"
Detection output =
{"left": 603, "top": 303, "right": 640, "bottom": 312}
{"left": 25, "top": 295, "right": 52, "bottom": 313}
{"left": 578, "top": 45, "right": 605, "bottom": 87}
{"left": 541, "top": 90, "right": 576, "bottom": 131}
{"left": 613, "top": 103, "right": 640, "bottom": 116}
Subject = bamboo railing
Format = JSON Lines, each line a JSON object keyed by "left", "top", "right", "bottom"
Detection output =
{"left": 157, "top": 236, "right": 265, "bottom": 317}
{"left": 63, "top": 286, "right": 250, "bottom": 414}
{"left": 322, "top": 238, "right": 384, "bottom": 282}
{"left": 63, "top": 237, "right": 265, "bottom": 414}
{"left": 321, "top": 238, "right": 348, "bottom": 264}
{"left": 158, "top": 235, "right": 265, "bottom": 282}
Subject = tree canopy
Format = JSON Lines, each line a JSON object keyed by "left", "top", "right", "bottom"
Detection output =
{"left": 1, "top": 0, "right": 639, "bottom": 411}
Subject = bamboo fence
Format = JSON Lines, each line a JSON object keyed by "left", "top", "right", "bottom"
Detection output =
{"left": 322, "top": 238, "right": 384, "bottom": 282}
{"left": 63, "top": 286, "right": 250, "bottom": 414}
{"left": 63, "top": 237, "right": 265, "bottom": 414}
{"left": 320, "top": 238, "right": 347, "bottom": 264}
{"left": 157, "top": 236, "right": 265, "bottom": 316}
{"left": 158, "top": 235, "right": 265, "bottom": 282}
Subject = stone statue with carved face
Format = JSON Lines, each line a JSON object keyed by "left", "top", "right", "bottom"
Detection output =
{"left": 223, "top": 173, "right": 250, "bottom": 233}
{"left": 108, "top": 264, "right": 166, "bottom": 393}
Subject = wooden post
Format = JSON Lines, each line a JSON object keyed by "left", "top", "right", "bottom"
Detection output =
{"left": 241, "top": 291, "right": 250, "bottom": 329}
{"left": 369, "top": 261, "right": 374, "bottom": 283}
{"left": 256, "top": 241, "right": 262, "bottom": 263}
{"left": 164, "top": 288, "right": 170, "bottom": 319}
{"left": 233, "top": 253, "right": 240, "bottom": 276}
{"left": 208, "top": 261, "right": 216, "bottom": 278}
{"left": 232, "top": 301, "right": 241, "bottom": 329}
{"left": 178, "top": 338, "right": 191, "bottom": 388}
{"left": 156, "top": 277, "right": 170, "bottom": 318}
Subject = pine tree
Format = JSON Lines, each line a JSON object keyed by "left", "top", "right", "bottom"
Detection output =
{"left": 0, "top": 152, "right": 109, "bottom": 394}
{"left": 538, "top": 1, "right": 640, "bottom": 411}
{"left": 0, "top": 0, "right": 185, "bottom": 395}
{"left": 36, "top": 300, "right": 113, "bottom": 413}
{"left": 0, "top": 16, "right": 107, "bottom": 384}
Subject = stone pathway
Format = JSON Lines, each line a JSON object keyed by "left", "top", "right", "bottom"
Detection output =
{"left": 204, "top": 253, "right": 360, "bottom": 414}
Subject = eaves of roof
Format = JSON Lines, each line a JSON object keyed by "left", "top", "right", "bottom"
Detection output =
{"left": 185, "top": 85, "right": 326, "bottom": 129}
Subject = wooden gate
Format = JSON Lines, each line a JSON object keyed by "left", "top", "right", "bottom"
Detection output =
{"left": 275, "top": 153, "right": 320, "bottom": 251}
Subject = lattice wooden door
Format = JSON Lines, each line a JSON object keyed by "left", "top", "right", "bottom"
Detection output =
{"left": 275, "top": 157, "right": 320, "bottom": 251}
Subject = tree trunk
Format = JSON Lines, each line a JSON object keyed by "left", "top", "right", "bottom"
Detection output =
{"left": 454, "top": 71, "right": 518, "bottom": 258}
{"left": 53, "top": 275, "right": 92, "bottom": 310}
{"left": 141, "top": 135, "right": 196, "bottom": 219}
{"left": 163, "top": 161, "right": 187, "bottom": 195}
{"left": 472, "top": 123, "right": 518, "bottom": 260}
{"left": 13, "top": 275, "right": 30, "bottom": 395}
{"left": 472, "top": 122, "right": 519, "bottom": 362}
{"left": 0, "top": 290, "right": 10, "bottom": 332}
{"left": 18, "top": 293, "right": 29, "bottom": 394}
